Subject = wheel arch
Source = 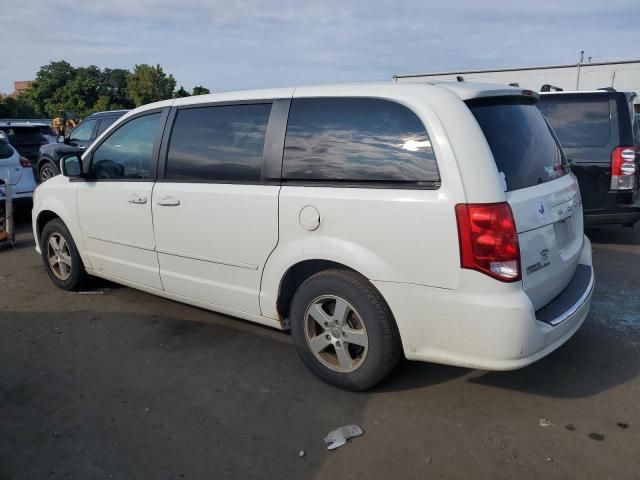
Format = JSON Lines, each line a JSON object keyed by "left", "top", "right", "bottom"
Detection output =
{"left": 34, "top": 196, "right": 90, "bottom": 269}
{"left": 270, "top": 258, "right": 398, "bottom": 339}
{"left": 35, "top": 209, "right": 61, "bottom": 242}
{"left": 275, "top": 259, "right": 358, "bottom": 324}
{"left": 37, "top": 153, "right": 57, "bottom": 171}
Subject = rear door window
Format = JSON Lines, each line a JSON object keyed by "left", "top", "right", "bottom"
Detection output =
{"left": 282, "top": 97, "right": 439, "bottom": 186}
{"left": 165, "top": 104, "right": 271, "bottom": 183}
{"left": 537, "top": 94, "right": 611, "bottom": 148}
{"left": 469, "top": 99, "right": 568, "bottom": 192}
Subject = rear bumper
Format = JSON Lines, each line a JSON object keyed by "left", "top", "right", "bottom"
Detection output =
{"left": 373, "top": 236, "right": 593, "bottom": 370}
{"left": 585, "top": 191, "right": 640, "bottom": 226}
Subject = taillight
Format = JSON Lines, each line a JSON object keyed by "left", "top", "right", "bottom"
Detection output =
{"left": 19, "top": 156, "right": 31, "bottom": 168}
{"left": 455, "top": 202, "right": 521, "bottom": 282}
{"left": 611, "top": 146, "right": 636, "bottom": 190}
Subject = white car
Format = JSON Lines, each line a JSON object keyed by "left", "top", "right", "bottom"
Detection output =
{"left": 0, "top": 132, "right": 36, "bottom": 207}
{"left": 31, "top": 82, "right": 594, "bottom": 390}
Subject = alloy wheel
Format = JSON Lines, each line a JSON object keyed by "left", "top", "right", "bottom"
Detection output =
{"left": 46, "top": 233, "right": 72, "bottom": 281}
{"left": 304, "top": 295, "right": 369, "bottom": 373}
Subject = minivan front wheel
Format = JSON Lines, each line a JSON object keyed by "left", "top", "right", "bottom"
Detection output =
{"left": 290, "top": 270, "right": 401, "bottom": 390}
{"left": 40, "top": 218, "right": 87, "bottom": 290}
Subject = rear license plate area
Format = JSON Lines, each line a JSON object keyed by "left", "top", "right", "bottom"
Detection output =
{"left": 553, "top": 215, "right": 575, "bottom": 251}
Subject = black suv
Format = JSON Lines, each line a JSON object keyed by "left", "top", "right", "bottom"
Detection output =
{"left": 538, "top": 90, "right": 640, "bottom": 226}
{"left": 0, "top": 123, "right": 49, "bottom": 167}
{"left": 37, "top": 110, "right": 128, "bottom": 182}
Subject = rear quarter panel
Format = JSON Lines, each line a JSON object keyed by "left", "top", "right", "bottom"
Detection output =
{"left": 259, "top": 84, "right": 507, "bottom": 319}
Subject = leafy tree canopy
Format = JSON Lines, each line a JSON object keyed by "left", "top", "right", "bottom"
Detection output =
{"left": 192, "top": 85, "right": 211, "bottom": 95}
{"left": 126, "top": 64, "right": 176, "bottom": 107}
{"left": 2, "top": 61, "right": 208, "bottom": 119}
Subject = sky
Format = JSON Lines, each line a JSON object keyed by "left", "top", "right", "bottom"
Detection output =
{"left": 2, "top": 0, "right": 639, "bottom": 94}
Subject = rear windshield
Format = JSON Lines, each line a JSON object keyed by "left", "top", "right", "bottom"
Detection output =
{"left": 537, "top": 94, "right": 611, "bottom": 147}
{"left": 0, "top": 142, "right": 12, "bottom": 159}
{"left": 0, "top": 126, "right": 46, "bottom": 145}
{"left": 469, "top": 99, "right": 569, "bottom": 192}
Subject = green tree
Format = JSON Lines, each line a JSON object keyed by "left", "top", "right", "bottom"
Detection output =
{"left": 126, "top": 64, "right": 176, "bottom": 107}
{"left": 173, "top": 86, "right": 190, "bottom": 98}
{"left": 52, "top": 65, "right": 102, "bottom": 116}
{"left": 0, "top": 94, "right": 40, "bottom": 118}
{"left": 192, "top": 85, "right": 211, "bottom": 95}
{"left": 98, "top": 68, "right": 134, "bottom": 110}
{"left": 24, "top": 60, "right": 75, "bottom": 116}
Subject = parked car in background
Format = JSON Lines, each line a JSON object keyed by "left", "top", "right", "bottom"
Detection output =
{"left": 31, "top": 123, "right": 58, "bottom": 143}
{"left": 32, "top": 83, "right": 593, "bottom": 390}
{"left": 37, "top": 110, "right": 129, "bottom": 182}
{"left": 0, "top": 123, "right": 49, "bottom": 170}
{"left": 0, "top": 131, "right": 37, "bottom": 209}
{"left": 538, "top": 90, "right": 640, "bottom": 226}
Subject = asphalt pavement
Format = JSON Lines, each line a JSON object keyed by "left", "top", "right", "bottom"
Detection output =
{"left": 1, "top": 218, "right": 638, "bottom": 479}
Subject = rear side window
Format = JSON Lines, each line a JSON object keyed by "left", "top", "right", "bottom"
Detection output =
{"left": 283, "top": 97, "right": 439, "bottom": 186}
{"left": 165, "top": 104, "right": 271, "bottom": 183}
{"left": 537, "top": 95, "right": 611, "bottom": 148}
{"left": 470, "top": 99, "right": 568, "bottom": 192}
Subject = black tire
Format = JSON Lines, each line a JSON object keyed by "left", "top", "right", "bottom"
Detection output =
{"left": 40, "top": 218, "right": 88, "bottom": 290}
{"left": 38, "top": 160, "right": 59, "bottom": 183}
{"left": 290, "top": 269, "right": 402, "bottom": 391}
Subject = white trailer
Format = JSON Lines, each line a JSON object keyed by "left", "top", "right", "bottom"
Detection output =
{"left": 394, "top": 59, "right": 640, "bottom": 108}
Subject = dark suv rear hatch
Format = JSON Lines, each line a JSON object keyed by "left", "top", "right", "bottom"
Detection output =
{"left": 537, "top": 91, "right": 639, "bottom": 214}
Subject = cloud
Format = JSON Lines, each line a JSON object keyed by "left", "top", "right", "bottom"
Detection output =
{"left": 2, "top": 0, "right": 639, "bottom": 94}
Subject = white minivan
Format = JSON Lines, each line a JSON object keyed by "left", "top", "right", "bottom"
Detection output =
{"left": 32, "top": 82, "right": 594, "bottom": 390}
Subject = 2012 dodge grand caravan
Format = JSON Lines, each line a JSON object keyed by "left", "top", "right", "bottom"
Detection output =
{"left": 32, "top": 82, "right": 594, "bottom": 390}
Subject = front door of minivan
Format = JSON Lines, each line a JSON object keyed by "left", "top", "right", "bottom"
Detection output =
{"left": 151, "top": 102, "right": 280, "bottom": 315}
{"left": 77, "top": 110, "right": 166, "bottom": 289}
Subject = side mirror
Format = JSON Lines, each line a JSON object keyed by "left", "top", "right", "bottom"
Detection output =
{"left": 61, "top": 154, "right": 83, "bottom": 178}
{"left": 57, "top": 135, "right": 65, "bottom": 143}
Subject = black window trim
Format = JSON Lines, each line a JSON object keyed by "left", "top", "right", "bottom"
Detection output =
{"left": 280, "top": 95, "right": 441, "bottom": 190}
{"left": 81, "top": 107, "right": 170, "bottom": 183}
{"left": 156, "top": 99, "right": 285, "bottom": 186}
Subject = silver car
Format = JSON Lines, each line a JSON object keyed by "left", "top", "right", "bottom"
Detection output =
{"left": 0, "top": 132, "right": 37, "bottom": 207}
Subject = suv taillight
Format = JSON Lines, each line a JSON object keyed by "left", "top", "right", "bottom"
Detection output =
{"left": 19, "top": 156, "right": 31, "bottom": 168}
{"left": 455, "top": 202, "right": 521, "bottom": 282}
{"left": 611, "top": 146, "right": 637, "bottom": 190}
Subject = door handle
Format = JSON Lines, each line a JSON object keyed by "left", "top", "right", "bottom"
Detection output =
{"left": 156, "top": 196, "right": 181, "bottom": 206}
{"left": 127, "top": 194, "right": 147, "bottom": 204}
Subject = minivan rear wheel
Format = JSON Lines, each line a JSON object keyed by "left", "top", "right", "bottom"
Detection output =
{"left": 290, "top": 269, "right": 401, "bottom": 390}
